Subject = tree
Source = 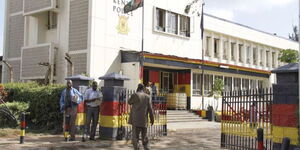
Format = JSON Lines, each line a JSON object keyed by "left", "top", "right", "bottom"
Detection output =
{"left": 289, "top": 25, "right": 299, "bottom": 42}
{"left": 209, "top": 78, "right": 224, "bottom": 111}
{"left": 278, "top": 49, "right": 299, "bottom": 64}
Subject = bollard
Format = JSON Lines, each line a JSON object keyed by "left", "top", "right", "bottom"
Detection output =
{"left": 20, "top": 112, "right": 25, "bottom": 144}
{"left": 281, "top": 137, "right": 290, "bottom": 150}
{"left": 64, "top": 113, "right": 71, "bottom": 142}
{"left": 257, "top": 128, "right": 264, "bottom": 150}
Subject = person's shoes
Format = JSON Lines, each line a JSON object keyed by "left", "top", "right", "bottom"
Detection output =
{"left": 89, "top": 138, "right": 96, "bottom": 141}
{"left": 69, "top": 138, "right": 76, "bottom": 141}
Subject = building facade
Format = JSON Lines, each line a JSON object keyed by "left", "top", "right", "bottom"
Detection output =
{"left": 3, "top": 0, "right": 298, "bottom": 110}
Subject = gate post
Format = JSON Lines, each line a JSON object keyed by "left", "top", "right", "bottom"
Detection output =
{"left": 272, "top": 64, "right": 299, "bottom": 149}
{"left": 98, "top": 73, "right": 129, "bottom": 140}
{"left": 257, "top": 128, "right": 264, "bottom": 150}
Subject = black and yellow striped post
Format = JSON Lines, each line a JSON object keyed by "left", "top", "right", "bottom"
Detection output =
{"left": 20, "top": 112, "right": 25, "bottom": 144}
{"left": 63, "top": 114, "right": 71, "bottom": 142}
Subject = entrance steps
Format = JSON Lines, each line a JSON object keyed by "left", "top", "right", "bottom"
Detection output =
{"left": 167, "top": 110, "right": 203, "bottom": 123}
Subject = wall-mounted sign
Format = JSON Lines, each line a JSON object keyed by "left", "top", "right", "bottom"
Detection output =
{"left": 116, "top": 15, "right": 130, "bottom": 34}
{"left": 113, "top": 0, "right": 133, "bottom": 34}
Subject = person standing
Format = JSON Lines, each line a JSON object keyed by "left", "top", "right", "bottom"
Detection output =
{"left": 84, "top": 81, "right": 102, "bottom": 141}
{"left": 128, "top": 84, "right": 154, "bottom": 150}
{"left": 60, "top": 80, "right": 83, "bottom": 141}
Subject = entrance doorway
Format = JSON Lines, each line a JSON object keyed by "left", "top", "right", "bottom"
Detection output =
{"left": 160, "top": 72, "right": 173, "bottom": 93}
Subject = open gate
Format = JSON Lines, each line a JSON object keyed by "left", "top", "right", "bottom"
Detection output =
{"left": 221, "top": 88, "right": 273, "bottom": 150}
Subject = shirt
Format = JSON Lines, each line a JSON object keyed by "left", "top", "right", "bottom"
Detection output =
{"left": 84, "top": 88, "right": 103, "bottom": 107}
{"left": 60, "top": 87, "right": 83, "bottom": 112}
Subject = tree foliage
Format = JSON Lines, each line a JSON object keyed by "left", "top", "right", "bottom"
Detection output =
{"left": 289, "top": 25, "right": 299, "bottom": 42}
{"left": 278, "top": 49, "right": 299, "bottom": 64}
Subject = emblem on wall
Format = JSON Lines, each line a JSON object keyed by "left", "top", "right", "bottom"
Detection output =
{"left": 116, "top": 15, "right": 130, "bottom": 34}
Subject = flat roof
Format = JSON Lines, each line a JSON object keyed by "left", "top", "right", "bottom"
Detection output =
{"left": 204, "top": 13, "right": 298, "bottom": 43}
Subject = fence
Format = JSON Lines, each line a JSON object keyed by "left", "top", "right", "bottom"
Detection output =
{"left": 116, "top": 90, "right": 167, "bottom": 140}
{"left": 221, "top": 88, "right": 273, "bottom": 150}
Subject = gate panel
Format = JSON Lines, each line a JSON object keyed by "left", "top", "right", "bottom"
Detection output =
{"left": 221, "top": 88, "right": 273, "bottom": 150}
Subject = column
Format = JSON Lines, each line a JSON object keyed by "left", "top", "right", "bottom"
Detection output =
{"left": 274, "top": 50, "right": 279, "bottom": 68}
{"left": 257, "top": 45, "right": 261, "bottom": 67}
{"left": 268, "top": 49, "right": 273, "bottom": 69}
{"left": 227, "top": 38, "right": 232, "bottom": 61}
{"left": 219, "top": 36, "right": 224, "bottom": 61}
{"left": 242, "top": 42, "right": 247, "bottom": 64}
{"left": 203, "top": 33, "right": 207, "bottom": 57}
{"left": 262, "top": 47, "right": 267, "bottom": 68}
{"left": 209, "top": 34, "right": 214, "bottom": 57}
{"left": 249, "top": 44, "right": 254, "bottom": 65}
{"left": 234, "top": 41, "right": 239, "bottom": 63}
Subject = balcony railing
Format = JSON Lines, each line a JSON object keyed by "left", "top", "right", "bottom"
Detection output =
{"left": 21, "top": 43, "right": 56, "bottom": 80}
{"left": 23, "top": 0, "right": 58, "bottom": 16}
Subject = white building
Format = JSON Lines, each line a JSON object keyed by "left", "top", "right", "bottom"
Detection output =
{"left": 3, "top": 0, "right": 298, "bottom": 110}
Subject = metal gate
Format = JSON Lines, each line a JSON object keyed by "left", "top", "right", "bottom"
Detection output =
{"left": 117, "top": 90, "right": 167, "bottom": 140}
{"left": 221, "top": 88, "right": 273, "bottom": 150}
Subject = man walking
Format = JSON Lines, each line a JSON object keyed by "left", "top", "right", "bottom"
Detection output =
{"left": 60, "top": 80, "right": 83, "bottom": 141}
{"left": 84, "top": 81, "right": 102, "bottom": 141}
{"left": 128, "top": 84, "right": 154, "bottom": 150}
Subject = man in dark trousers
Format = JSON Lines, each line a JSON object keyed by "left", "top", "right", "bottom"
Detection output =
{"left": 128, "top": 84, "right": 154, "bottom": 150}
{"left": 84, "top": 81, "right": 102, "bottom": 141}
{"left": 60, "top": 80, "right": 83, "bottom": 141}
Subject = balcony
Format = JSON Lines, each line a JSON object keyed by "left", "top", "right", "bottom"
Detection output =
{"left": 23, "top": 0, "right": 58, "bottom": 16}
{"left": 21, "top": 43, "right": 57, "bottom": 80}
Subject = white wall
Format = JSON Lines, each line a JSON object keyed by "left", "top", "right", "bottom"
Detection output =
{"left": 121, "top": 62, "right": 140, "bottom": 90}
{"left": 89, "top": 0, "right": 202, "bottom": 80}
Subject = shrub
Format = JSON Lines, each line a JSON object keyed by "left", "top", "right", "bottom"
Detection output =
{"left": 2, "top": 82, "right": 65, "bottom": 132}
{"left": 0, "top": 102, "right": 29, "bottom": 128}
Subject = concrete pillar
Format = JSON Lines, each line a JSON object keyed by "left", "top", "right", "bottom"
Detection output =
{"left": 227, "top": 38, "right": 232, "bottom": 61}
{"left": 262, "top": 47, "right": 267, "bottom": 68}
{"left": 219, "top": 36, "right": 224, "bottom": 61}
{"left": 209, "top": 34, "right": 214, "bottom": 57}
{"left": 249, "top": 44, "right": 254, "bottom": 65}
{"left": 234, "top": 41, "right": 239, "bottom": 63}
{"left": 274, "top": 50, "right": 279, "bottom": 68}
{"left": 203, "top": 33, "right": 207, "bottom": 57}
{"left": 268, "top": 49, "right": 273, "bottom": 69}
{"left": 257, "top": 46, "right": 261, "bottom": 67}
{"left": 242, "top": 42, "right": 247, "bottom": 64}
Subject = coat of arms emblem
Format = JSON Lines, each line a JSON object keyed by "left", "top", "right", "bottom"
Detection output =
{"left": 116, "top": 15, "right": 130, "bottom": 34}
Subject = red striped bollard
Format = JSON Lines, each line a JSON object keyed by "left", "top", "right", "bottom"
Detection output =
{"left": 64, "top": 113, "right": 71, "bottom": 141}
{"left": 20, "top": 112, "right": 26, "bottom": 144}
{"left": 257, "top": 128, "right": 263, "bottom": 150}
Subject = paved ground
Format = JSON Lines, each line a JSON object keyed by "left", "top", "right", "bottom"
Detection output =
{"left": 0, "top": 121, "right": 225, "bottom": 150}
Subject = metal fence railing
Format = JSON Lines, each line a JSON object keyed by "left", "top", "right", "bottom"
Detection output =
{"left": 221, "top": 88, "right": 273, "bottom": 150}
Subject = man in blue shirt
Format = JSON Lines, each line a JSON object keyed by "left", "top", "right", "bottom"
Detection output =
{"left": 60, "top": 80, "right": 83, "bottom": 141}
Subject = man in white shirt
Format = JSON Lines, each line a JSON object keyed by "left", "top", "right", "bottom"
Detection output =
{"left": 84, "top": 81, "right": 102, "bottom": 141}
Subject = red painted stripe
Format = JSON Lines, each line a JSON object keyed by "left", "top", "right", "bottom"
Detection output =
{"left": 272, "top": 104, "right": 297, "bottom": 115}
{"left": 100, "top": 101, "right": 124, "bottom": 116}
{"left": 20, "top": 122, "right": 26, "bottom": 128}
{"left": 149, "top": 70, "right": 159, "bottom": 83}
{"left": 64, "top": 124, "right": 70, "bottom": 130}
{"left": 77, "top": 101, "right": 86, "bottom": 113}
{"left": 258, "top": 142, "right": 263, "bottom": 150}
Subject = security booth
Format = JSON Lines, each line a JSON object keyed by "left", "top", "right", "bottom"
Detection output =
{"left": 98, "top": 72, "right": 129, "bottom": 140}
{"left": 271, "top": 63, "right": 299, "bottom": 149}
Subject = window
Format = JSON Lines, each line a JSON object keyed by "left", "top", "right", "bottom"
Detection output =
{"left": 192, "top": 74, "right": 202, "bottom": 95}
{"left": 266, "top": 51, "right": 270, "bottom": 67}
{"left": 204, "top": 74, "right": 213, "bottom": 95}
{"left": 205, "top": 37, "right": 210, "bottom": 56}
{"left": 155, "top": 8, "right": 166, "bottom": 32}
{"left": 250, "top": 79, "right": 257, "bottom": 89}
{"left": 224, "top": 77, "right": 232, "bottom": 91}
{"left": 242, "top": 79, "right": 249, "bottom": 90}
{"left": 272, "top": 52, "right": 276, "bottom": 67}
{"left": 253, "top": 48, "right": 257, "bottom": 65}
{"left": 231, "top": 43, "right": 235, "bottom": 60}
{"left": 233, "top": 78, "right": 241, "bottom": 91}
{"left": 47, "top": 11, "right": 57, "bottom": 30}
{"left": 215, "top": 75, "right": 223, "bottom": 81}
{"left": 223, "top": 41, "right": 227, "bottom": 59}
{"left": 167, "top": 12, "right": 178, "bottom": 34}
{"left": 155, "top": 8, "right": 190, "bottom": 37}
{"left": 214, "top": 39, "right": 219, "bottom": 58}
{"left": 179, "top": 15, "right": 190, "bottom": 37}
{"left": 239, "top": 44, "right": 243, "bottom": 62}
{"left": 258, "top": 80, "right": 263, "bottom": 89}
{"left": 260, "top": 50, "right": 263, "bottom": 65}
{"left": 247, "top": 46, "right": 251, "bottom": 63}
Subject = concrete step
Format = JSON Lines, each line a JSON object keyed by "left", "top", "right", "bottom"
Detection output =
{"left": 167, "top": 116, "right": 202, "bottom": 120}
{"left": 167, "top": 118, "right": 203, "bottom": 123}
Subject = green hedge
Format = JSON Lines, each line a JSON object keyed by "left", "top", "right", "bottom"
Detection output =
{"left": 3, "top": 82, "right": 65, "bottom": 132}
{"left": 0, "top": 102, "right": 29, "bottom": 128}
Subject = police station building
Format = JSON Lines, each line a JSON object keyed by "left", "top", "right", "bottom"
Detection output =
{"left": 3, "top": 0, "right": 298, "bottom": 110}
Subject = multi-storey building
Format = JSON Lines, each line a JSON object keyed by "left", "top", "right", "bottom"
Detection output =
{"left": 3, "top": 0, "right": 298, "bottom": 109}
